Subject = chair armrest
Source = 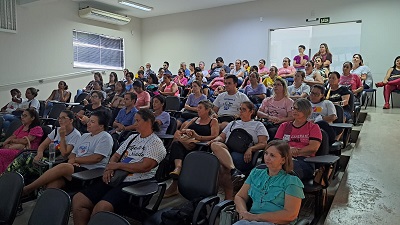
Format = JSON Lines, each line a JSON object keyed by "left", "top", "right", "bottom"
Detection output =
{"left": 192, "top": 196, "right": 220, "bottom": 225}
{"left": 251, "top": 150, "right": 264, "bottom": 167}
{"left": 295, "top": 218, "right": 311, "bottom": 225}
{"left": 304, "top": 155, "right": 340, "bottom": 165}
{"left": 151, "top": 182, "right": 167, "bottom": 212}
{"left": 157, "top": 134, "right": 175, "bottom": 140}
{"left": 71, "top": 168, "right": 104, "bottom": 181}
{"left": 208, "top": 200, "right": 234, "bottom": 225}
{"left": 329, "top": 123, "right": 353, "bottom": 129}
{"left": 122, "top": 180, "right": 159, "bottom": 197}
{"left": 41, "top": 118, "right": 57, "bottom": 122}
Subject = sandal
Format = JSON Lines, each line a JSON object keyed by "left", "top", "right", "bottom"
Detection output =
{"left": 383, "top": 103, "right": 390, "bottom": 109}
{"left": 375, "top": 82, "right": 385, "bottom": 88}
{"left": 169, "top": 167, "right": 181, "bottom": 179}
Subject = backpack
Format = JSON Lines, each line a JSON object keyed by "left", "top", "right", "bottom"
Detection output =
{"left": 225, "top": 121, "right": 254, "bottom": 153}
{"left": 161, "top": 197, "right": 205, "bottom": 225}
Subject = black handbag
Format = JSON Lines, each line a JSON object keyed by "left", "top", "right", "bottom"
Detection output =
{"left": 108, "top": 134, "right": 139, "bottom": 187}
{"left": 225, "top": 121, "right": 254, "bottom": 153}
{"left": 181, "top": 110, "right": 198, "bottom": 120}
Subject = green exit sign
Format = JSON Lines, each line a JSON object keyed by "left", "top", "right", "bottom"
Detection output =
{"left": 320, "top": 17, "right": 330, "bottom": 24}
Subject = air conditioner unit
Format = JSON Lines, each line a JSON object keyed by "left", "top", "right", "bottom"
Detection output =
{"left": 79, "top": 7, "right": 131, "bottom": 25}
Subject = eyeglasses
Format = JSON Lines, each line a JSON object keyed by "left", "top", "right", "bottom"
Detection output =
{"left": 58, "top": 116, "right": 70, "bottom": 120}
{"left": 178, "top": 71, "right": 183, "bottom": 74}
{"left": 291, "top": 106, "right": 299, "bottom": 110}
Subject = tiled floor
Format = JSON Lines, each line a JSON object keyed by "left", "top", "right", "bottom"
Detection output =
{"left": 13, "top": 107, "right": 399, "bottom": 225}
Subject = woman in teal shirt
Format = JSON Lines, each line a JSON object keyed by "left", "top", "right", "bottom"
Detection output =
{"left": 234, "top": 140, "right": 304, "bottom": 225}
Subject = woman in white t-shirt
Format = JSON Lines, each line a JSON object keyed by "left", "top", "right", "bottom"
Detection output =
{"left": 288, "top": 71, "right": 310, "bottom": 100}
{"left": 72, "top": 109, "right": 167, "bottom": 225}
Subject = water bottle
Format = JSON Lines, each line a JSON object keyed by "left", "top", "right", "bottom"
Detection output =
{"left": 48, "top": 143, "right": 56, "bottom": 163}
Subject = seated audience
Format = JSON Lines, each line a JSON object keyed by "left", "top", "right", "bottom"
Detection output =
{"left": 209, "top": 67, "right": 227, "bottom": 91}
{"left": 132, "top": 80, "right": 150, "bottom": 109}
{"left": 293, "top": 45, "right": 309, "bottom": 71}
{"left": 83, "top": 72, "right": 103, "bottom": 93}
{"left": 234, "top": 140, "right": 304, "bottom": 225}
{"left": 108, "top": 81, "right": 126, "bottom": 118}
{"left": 314, "top": 56, "right": 329, "bottom": 79}
{"left": 199, "top": 61, "right": 209, "bottom": 77}
{"left": 209, "top": 101, "right": 268, "bottom": 200}
{"left": 312, "top": 43, "right": 333, "bottom": 69}
{"left": 136, "top": 70, "right": 146, "bottom": 83}
{"left": 145, "top": 72, "right": 160, "bottom": 97}
{"left": 231, "top": 59, "right": 245, "bottom": 84}
{"left": 180, "top": 62, "right": 191, "bottom": 77}
{"left": 177, "top": 81, "right": 207, "bottom": 128}
{"left": 376, "top": 56, "right": 400, "bottom": 109}
{"left": 44, "top": 81, "right": 71, "bottom": 115}
{"left": 104, "top": 72, "right": 118, "bottom": 93}
{"left": 7, "top": 110, "right": 81, "bottom": 179}
{"left": 72, "top": 109, "right": 166, "bottom": 225}
{"left": 213, "top": 75, "right": 250, "bottom": 130}
{"left": 152, "top": 95, "right": 170, "bottom": 135}
{"left": 164, "top": 100, "right": 218, "bottom": 197}
{"left": 262, "top": 66, "right": 280, "bottom": 89}
{"left": 160, "top": 73, "right": 179, "bottom": 96}
{"left": 351, "top": 54, "right": 373, "bottom": 90}
{"left": 304, "top": 61, "right": 324, "bottom": 86}
{"left": 144, "top": 63, "right": 154, "bottom": 79}
{"left": 22, "top": 110, "right": 113, "bottom": 196}
{"left": 111, "top": 93, "right": 138, "bottom": 134}
{"left": 125, "top": 72, "right": 135, "bottom": 92}
{"left": 0, "top": 108, "right": 43, "bottom": 173}
{"left": 209, "top": 57, "right": 231, "bottom": 80}
{"left": 1, "top": 88, "right": 22, "bottom": 113}
{"left": 278, "top": 57, "right": 297, "bottom": 79}
{"left": 339, "top": 61, "right": 363, "bottom": 98}
{"left": 288, "top": 71, "right": 310, "bottom": 100}
{"left": 173, "top": 68, "right": 188, "bottom": 88}
{"left": 157, "top": 67, "right": 165, "bottom": 83}
{"left": 257, "top": 77, "right": 294, "bottom": 138}
{"left": 242, "top": 60, "right": 250, "bottom": 77}
{"left": 84, "top": 81, "right": 106, "bottom": 103}
{"left": 241, "top": 72, "right": 266, "bottom": 106}
{"left": 326, "top": 72, "right": 352, "bottom": 121}
{"left": 163, "top": 61, "right": 172, "bottom": 75}
{"left": 1, "top": 87, "right": 40, "bottom": 133}
{"left": 275, "top": 98, "right": 322, "bottom": 180}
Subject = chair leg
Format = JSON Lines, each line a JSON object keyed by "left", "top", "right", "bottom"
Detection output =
{"left": 373, "top": 91, "right": 376, "bottom": 107}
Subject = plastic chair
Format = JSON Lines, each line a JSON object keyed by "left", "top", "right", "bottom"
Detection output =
{"left": 74, "top": 92, "right": 89, "bottom": 104}
{"left": 125, "top": 151, "right": 220, "bottom": 224}
{"left": 0, "top": 172, "right": 24, "bottom": 225}
{"left": 390, "top": 89, "right": 400, "bottom": 108}
{"left": 4, "top": 118, "right": 22, "bottom": 139}
{"left": 363, "top": 89, "right": 376, "bottom": 109}
{"left": 165, "top": 96, "right": 181, "bottom": 117}
{"left": 28, "top": 188, "right": 71, "bottom": 225}
{"left": 41, "top": 103, "right": 66, "bottom": 126}
{"left": 88, "top": 211, "right": 130, "bottom": 225}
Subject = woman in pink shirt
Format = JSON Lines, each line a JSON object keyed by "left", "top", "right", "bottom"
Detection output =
{"left": 257, "top": 77, "right": 294, "bottom": 138}
{"left": 209, "top": 67, "right": 227, "bottom": 91}
{"left": 258, "top": 59, "right": 269, "bottom": 76}
{"left": 160, "top": 74, "right": 179, "bottom": 97}
{"left": 278, "top": 57, "right": 297, "bottom": 79}
{"left": 173, "top": 68, "right": 188, "bottom": 88}
{"left": 132, "top": 80, "right": 151, "bottom": 109}
{"left": 339, "top": 61, "right": 363, "bottom": 98}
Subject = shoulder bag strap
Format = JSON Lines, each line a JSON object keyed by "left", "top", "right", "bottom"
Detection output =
{"left": 182, "top": 117, "right": 198, "bottom": 130}
{"left": 117, "top": 134, "right": 139, "bottom": 162}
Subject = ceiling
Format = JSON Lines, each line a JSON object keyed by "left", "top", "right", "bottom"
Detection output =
{"left": 72, "top": 0, "right": 257, "bottom": 18}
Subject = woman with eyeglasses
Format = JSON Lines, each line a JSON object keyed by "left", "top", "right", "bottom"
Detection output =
{"left": 22, "top": 110, "right": 113, "bottom": 197}
{"left": 278, "top": 57, "right": 297, "bottom": 79}
{"left": 257, "top": 77, "right": 294, "bottom": 139}
{"left": 275, "top": 98, "right": 322, "bottom": 180}
{"left": 72, "top": 109, "right": 166, "bottom": 225}
{"left": 376, "top": 56, "right": 400, "bottom": 109}
{"left": 0, "top": 108, "right": 43, "bottom": 173}
{"left": 234, "top": 140, "right": 304, "bottom": 225}
{"left": 125, "top": 72, "right": 135, "bottom": 93}
{"left": 173, "top": 68, "right": 188, "bottom": 88}
{"left": 304, "top": 61, "right": 324, "bottom": 86}
{"left": 6, "top": 110, "right": 81, "bottom": 179}
{"left": 339, "top": 61, "right": 363, "bottom": 98}
{"left": 209, "top": 101, "right": 268, "bottom": 200}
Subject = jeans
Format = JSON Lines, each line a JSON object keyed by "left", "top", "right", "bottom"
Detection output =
{"left": 231, "top": 152, "right": 253, "bottom": 173}
{"left": 1, "top": 114, "right": 17, "bottom": 133}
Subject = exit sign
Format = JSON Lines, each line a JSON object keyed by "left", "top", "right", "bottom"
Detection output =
{"left": 320, "top": 17, "right": 330, "bottom": 24}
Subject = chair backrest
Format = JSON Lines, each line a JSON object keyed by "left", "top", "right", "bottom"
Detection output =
{"left": 166, "top": 116, "right": 177, "bottom": 135}
{"left": 4, "top": 118, "right": 22, "bottom": 139}
{"left": 40, "top": 125, "right": 53, "bottom": 144}
{"left": 317, "top": 129, "right": 330, "bottom": 156}
{"left": 333, "top": 105, "right": 345, "bottom": 123}
{"left": 71, "top": 105, "right": 84, "bottom": 114}
{"left": 0, "top": 172, "right": 24, "bottom": 225}
{"left": 178, "top": 151, "right": 220, "bottom": 201}
{"left": 88, "top": 211, "right": 130, "bottom": 225}
{"left": 38, "top": 100, "right": 46, "bottom": 118}
{"left": 165, "top": 96, "right": 181, "bottom": 111}
{"left": 28, "top": 188, "right": 71, "bottom": 225}
{"left": 47, "top": 103, "right": 66, "bottom": 119}
{"left": 75, "top": 92, "right": 89, "bottom": 104}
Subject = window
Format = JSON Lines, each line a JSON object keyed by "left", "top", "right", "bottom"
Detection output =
{"left": 73, "top": 30, "right": 124, "bottom": 70}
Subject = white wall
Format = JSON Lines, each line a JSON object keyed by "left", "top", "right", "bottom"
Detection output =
{"left": 141, "top": 0, "right": 400, "bottom": 106}
{"left": 0, "top": 0, "right": 141, "bottom": 107}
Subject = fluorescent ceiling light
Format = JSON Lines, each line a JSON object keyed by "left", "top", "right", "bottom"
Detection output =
{"left": 118, "top": 0, "right": 153, "bottom": 11}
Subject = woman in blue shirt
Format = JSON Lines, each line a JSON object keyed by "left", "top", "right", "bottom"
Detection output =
{"left": 234, "top": 140, "right": 304, "bottom": 225}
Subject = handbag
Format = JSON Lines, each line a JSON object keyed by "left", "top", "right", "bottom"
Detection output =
{"left": 219, "top": 205, "right": 238, "bottom": 225}
{"left": 108, "top": 134, "right": 139, "bottom": 187}
{"left": 226, "top": 121, "right": 254, "bottom": 153}
{"left": 181, "top": 110, "right": 198, "bottom": 120}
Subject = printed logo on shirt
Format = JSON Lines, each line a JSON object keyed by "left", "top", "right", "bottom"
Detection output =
{"left": 77, "top": 142, "right": 90, "bottom": 156}
{"left": 222, "top": 101, "right": 234, "bottom": 111}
